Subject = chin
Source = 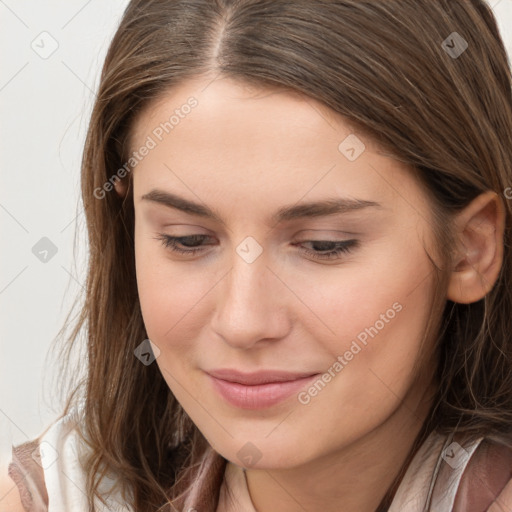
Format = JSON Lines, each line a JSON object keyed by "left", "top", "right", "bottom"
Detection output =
{"left": 208, "top": 433, "right": 316, "bottom": 470}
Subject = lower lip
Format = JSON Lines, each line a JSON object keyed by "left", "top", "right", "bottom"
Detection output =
{"left": 207, "top": 373, "right": 320, "bottom": 409}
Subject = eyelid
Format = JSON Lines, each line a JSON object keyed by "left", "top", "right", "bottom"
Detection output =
{"left": 293, "top": 228, "right": 362, "bottom": 237}
{"left": 154, "top": 232, "right": 359, "bottom": 262}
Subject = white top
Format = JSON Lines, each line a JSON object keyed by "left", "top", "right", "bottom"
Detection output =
{"left": 36, "top": 405, "right": 132, "bottom": 512}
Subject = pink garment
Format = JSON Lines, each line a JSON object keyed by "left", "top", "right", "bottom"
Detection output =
{"left": 7, "top": 406, "right": 512, "bottom": 511}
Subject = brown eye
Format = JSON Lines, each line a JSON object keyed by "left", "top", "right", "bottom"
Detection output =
{"left": 294, "top": 239, "right": 359, "bottom": 261}
{"left": 153, "top": 234, "right": 212, "bottom": 255}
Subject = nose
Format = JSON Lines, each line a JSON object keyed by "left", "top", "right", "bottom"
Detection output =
{"left": 210, "top": 246, "right": 291, "bottom": 349}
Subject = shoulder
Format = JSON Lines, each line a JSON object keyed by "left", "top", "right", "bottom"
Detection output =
{"left": 0, "top": 438, "right": 48, "bottom": 512}
{"left": 0, "top": 463, "right": 25, "bottom": 512}
{"left": 453, "top": 433, "right": 512, "bottom": 511}
{"left": 0, "top": 405, "right": 85, "bottom": 512}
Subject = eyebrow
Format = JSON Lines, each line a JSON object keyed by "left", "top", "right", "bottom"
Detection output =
{"left": 140, "top": 189, "right": 383, "bottom": 224}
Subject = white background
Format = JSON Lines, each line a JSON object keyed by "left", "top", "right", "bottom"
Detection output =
{"left": 1, "top": 0, "right": 511, "bottom": 465}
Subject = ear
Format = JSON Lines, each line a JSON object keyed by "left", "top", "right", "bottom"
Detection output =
{"left": 447, "top": 190, "right": 506, "bottom": 304}
{"left": 114, "top": 177, "right": 129, "bottom": 198}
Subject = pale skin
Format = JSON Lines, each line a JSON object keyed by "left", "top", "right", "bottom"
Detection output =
{"left": 0, "top": 76, "right": 505, "bottom": 512}
{"left": 127, "top": 76, "right": 504, "bottom": 512}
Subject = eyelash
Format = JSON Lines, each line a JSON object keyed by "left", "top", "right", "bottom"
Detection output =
{"left": 153, "top": 234, "right": 358, "bottom": 261}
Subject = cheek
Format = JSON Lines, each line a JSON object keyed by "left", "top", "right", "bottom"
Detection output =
{"left": 330, "top": 264, "right": 434, "bottom": 404}
{"left": 135, "top": 246, "right": 207, "bottom": 398}
{"left": 296, "top": 237, "right": 435, "bottom": 383}
{"left": 293, "top": 236, "right": 431, "bottom": 335}
{"left": 134, "top": 233, "right": 214, "bottom": 359}
{"left": 287, "top": 267, "right": 435, "bottom": 453}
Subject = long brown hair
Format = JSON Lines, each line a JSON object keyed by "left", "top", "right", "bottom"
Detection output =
{"left": 52, "top": 0, "right": 512, "bottom": 510}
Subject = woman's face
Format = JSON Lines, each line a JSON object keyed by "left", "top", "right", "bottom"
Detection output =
{"left": 131, "top": 76, "right": 439, "bottom": 469}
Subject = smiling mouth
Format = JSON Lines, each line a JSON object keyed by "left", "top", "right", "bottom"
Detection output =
{"left": 206, "top": 370, "right": 321, "bottom": 409}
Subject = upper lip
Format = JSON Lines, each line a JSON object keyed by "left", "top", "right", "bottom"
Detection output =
{"left": 206, "top": 368, "right": 319, "bottom": 385}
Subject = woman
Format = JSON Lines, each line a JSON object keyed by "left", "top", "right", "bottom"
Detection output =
{"left": 2, "top": 0, "right": 512, "bottom": 510}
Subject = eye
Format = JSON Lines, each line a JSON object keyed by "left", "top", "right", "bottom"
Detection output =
{"left": 294, "top": 239, "right": 359, "bottom": 261}
{"left": 154, "top": 233, "right": 359, "bottom": 261}
{"left": 153, "top": 234, "right": 213, "bottom": 255}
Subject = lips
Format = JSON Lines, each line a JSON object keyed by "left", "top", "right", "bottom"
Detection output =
{"left": 205, "top": 368, "right": 320, "bottom": 409}
{"left": 206, "top": 368, "right": 319, "bottom": 385}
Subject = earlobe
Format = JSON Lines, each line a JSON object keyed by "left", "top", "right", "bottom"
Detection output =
{"left": 114, "top": 178, "right": 128, "bottom": 198}
{"left": 446, "top": 191, "right": 506, "bottom": 304}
